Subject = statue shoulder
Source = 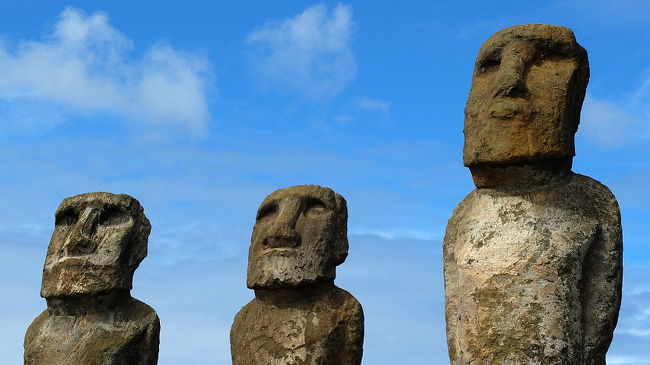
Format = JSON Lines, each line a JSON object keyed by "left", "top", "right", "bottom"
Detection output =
{"left": 569, "top": 174, "right": 621, "bottom": 217}
{"left": 336, "top": 287, "right": 362, "bottom": 310}
{"left": 231, "top": 298, "right": 258, "bottom": 331}
{"left": 124, "top": 298, "right": 160, "bottom": 328}
{"left": 445, "top": 190, "right": 480, "bottom": 244}
{"left": 24, "top": 309, "right": 49, "bottom": 346}
{"left": 448, "top": 190, "right": 480, "bottom": 222}
{"left": 572, "top": 172, "right": 617, "bottom": 194}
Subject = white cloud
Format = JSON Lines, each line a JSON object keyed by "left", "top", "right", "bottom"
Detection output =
{"left": 355, "top": 97, "right": 391, "bottom": 114}
{"left": 552, "top": 0, "right": 650, "bottom": 27}
{"left": 580, "top": 92, "right": 650, "bottom": 147}
{"left": 607, "top": 265, "right": 650, "bottom": 361}
{"left": 0, "top": 7, "right": 212, "bottom": 134}
{"left": 580, "top": 94, "right": 644, "bottom": 147}
{"left": 631, "top": 70, "right": 650, "bottom": 117}
{"left": 607, "top": 355, "right": 650, "bottom": 365}
{"left": 349, "top": 227, "right": 437, "bottom": 241}
{"left": 246, "top": 3, "right": 356, "bottom": 99}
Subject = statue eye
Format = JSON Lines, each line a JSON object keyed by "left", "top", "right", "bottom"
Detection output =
{"left": 478, "top": 56, "right": 501, "bottom": 74}
{"left": 256, "top": 203, "right": 278, "bottom": 221}
{"left": 304, "top": 199, "right": 327, "bottom": 218}
{"left": 55, "top": 208, "right": 78, "bottom": 227}
{"left": 540, "top": 47, "right": 571, "bottom": 61}
{"left": 98, "top": 206, "right": 130, "bottom": 226}
{"left": 475, "top": 49, "right": 501, "bottom": 75}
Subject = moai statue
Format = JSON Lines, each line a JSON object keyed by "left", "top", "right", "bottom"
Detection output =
{"left": 230, "top": 185, "right": 364, "bottom": 365}
{"left": 24, "top": 192, "right": 160, "bottom": 365}
{"left": 443, "top": 25, "right": 622, "bottom": 364}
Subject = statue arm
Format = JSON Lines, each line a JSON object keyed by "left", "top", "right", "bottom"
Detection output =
{"left": 229, "top": 308, "right": 247, "bottom": 365}
{"left": 23, "top": 310, "right": 47, "bottom": 364}
{"left": 340, "top": 298, "right": 364, "bottom": 365}
{"left": 582, "top": 199, "right": 623, "bottom": 362}
{"left": 141, "top": 313, "right": 161, "bottom": 365}
{"left": 443, "top": 212, "right": 460, "bottom": 363}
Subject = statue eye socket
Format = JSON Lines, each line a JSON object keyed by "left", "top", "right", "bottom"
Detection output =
{"left": 55, "top": 209, "right": 78, "bottom": 227}
{"left": 478, "top": 57, "right": 501, "bottom": 74}
{"left": 304, "top": 199, "right": 327, "bottom": 218}
{"left": 257, "top": 203, "right": 278, "bottom": 221}
{"left": 536, "top": 50, "right": 571, "bottom": 65}
{"left": 98, "top": 206, "right": 130, "bottom": 226}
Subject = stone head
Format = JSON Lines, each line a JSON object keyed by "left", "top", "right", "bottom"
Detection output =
{"left": 41, "top": 192, "right": 151, "bottom": 298}
{"left": 464, "top": 24, "right": 589, "bottom": 168}
{"left": 246, "top": 185, "right": 348, "bottom": 289}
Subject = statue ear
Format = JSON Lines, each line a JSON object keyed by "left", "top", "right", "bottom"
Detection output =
{"left": 332, "top": 235, "right": 349, "bottom": 266}
{"left": 125, "top": 213, "right": 151, "bottom": 270}
{"left": 331, "top": 193, "right": 349, "bottom": 266}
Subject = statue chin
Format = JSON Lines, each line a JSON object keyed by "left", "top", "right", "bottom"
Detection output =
{"left": 247, "top": 256, "right": 335, "bottom": 289}
{"left": 247, "top": 272, "right": 333, "bottom": 289}
{"left": 41, "top": 262, "right": 130, "bottom": 298}
{"left": 246, "top": 248, "right": 335, "bottom": 289}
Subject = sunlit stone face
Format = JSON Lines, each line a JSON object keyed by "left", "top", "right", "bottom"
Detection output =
{"left": 246, "top": 185, "right": 348, "bottom": 289}
{"left": 463, "top": 24, "right": 589, "bottom": 167}
{"left": 41, "top": 192, "right": 151, "bottom": 298}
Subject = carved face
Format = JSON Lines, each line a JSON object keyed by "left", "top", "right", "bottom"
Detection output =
{"left": 246, "top": 185, "right": 348, "bottom": 289}
{"left": 463, "top": 24, "right": 589, "bottom": 167}
{"left": 41, "top": 192, "right": 151, "bottom": 298}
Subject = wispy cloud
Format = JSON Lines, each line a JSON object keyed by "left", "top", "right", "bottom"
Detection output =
{"left": 0, "top": 7, "right": 212, "bottom": 134}
{"left": 607, "top": 265, "right": 650, "bottom": 362}
{"left": 246, "top": 3, "right": 356, "bottom": 99}
{"left": 354, "top": 97, "right": 391, "bottom": 115}
{"left": 339, "top": 233, "right": 447, "bottom": 363}
{"left": 630, "top": 70, "right": 650, "bottom": 117}
{"left": 608, "top": 355, "right": 650, "bottom": 365}
{"left": 349, "top": 227, "right": 437, "bottom": 241}
{"left": 580, "top": 94, "right": 647, "bottom": 147}
{"left": 580, "top": 71, "right": 650, "bottom": 148}
{"left": 552, "top": 0, "right": 650, "bottom": 27}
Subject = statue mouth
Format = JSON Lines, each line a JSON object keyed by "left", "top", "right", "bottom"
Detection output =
{"left": 51, "top": 256, "right": 93, "bottom": 266}
{"left": 261, "top": 247, "right": 297, "bottom": 255}
{"left": 262, "top": 235, "right": 301, "bottom": 249}
{"left": 488, "top": 100, "right": 527, "bottom": 119}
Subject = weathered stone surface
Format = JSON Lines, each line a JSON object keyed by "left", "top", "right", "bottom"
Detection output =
{"left": 231, "top": 185, "right": 364, "bottom": 365}
{"left": 24, "top": 192, "right": 159, "bottom": 365}
{"left": 463, "top": 24, "right": 589, "bottom": 171}
{"left": 444, "top": 24, "right": 622, "bottom": 364}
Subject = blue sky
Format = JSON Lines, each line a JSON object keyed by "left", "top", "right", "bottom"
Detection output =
{"left": 0, "top": 1, "right": 649, "bottom": 364}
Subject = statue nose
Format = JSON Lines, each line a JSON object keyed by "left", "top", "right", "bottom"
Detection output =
{"left": 263, "top": 206, "right": 301, "bottom": 248}
{"left": 264, "top": 229, "right": 301, "bottom": 248}
{"left": 62, "top": 208, "right": 100, "bottom": 256}
{"left": 79, "top": 208, "right": 100, "bottom": 239}
{"left": 494, "top": 71, "right": 527, "bottom": 98}
{"left": 493, "top": 43, "right": 533, "bottom": 98}
{"left": 257, "top": 200, "right": 303, "bottom": 248}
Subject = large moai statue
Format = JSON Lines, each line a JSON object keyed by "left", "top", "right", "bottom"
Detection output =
{"left": 443, "top": 25, "right": 623, "bottom": 364}
{"left": 230, "top": 185, "right": 364, "bottom": 365}
{"left": 24, "top": 192, "right": 160, "bottom": 365}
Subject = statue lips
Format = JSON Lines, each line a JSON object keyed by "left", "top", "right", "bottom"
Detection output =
{"left": 61, "top": 239, "right": 97, "bottom": 257}
{"left": 261, "top": 234, "right": 301, "bottom": 255}
{"left": 47, "top": 257, "right": 119, "bottom": 276}
{"left": 261, "top": 248, "right": 296, "bottom": 258}
{"left": 52, "top": 256, "right": 92, "bottom": 266}
{"left": 488, "top": 99, "right": 528, "bottom": 120}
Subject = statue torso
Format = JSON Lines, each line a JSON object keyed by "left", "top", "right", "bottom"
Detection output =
{"left": 24, "top": 299, "right": 159, "bottom": 365}
{"left": 445, "top": 174, "right": 619, "bottom": 364}
{"left": 230, "top": 286, "right": 363, "bottom": 365}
